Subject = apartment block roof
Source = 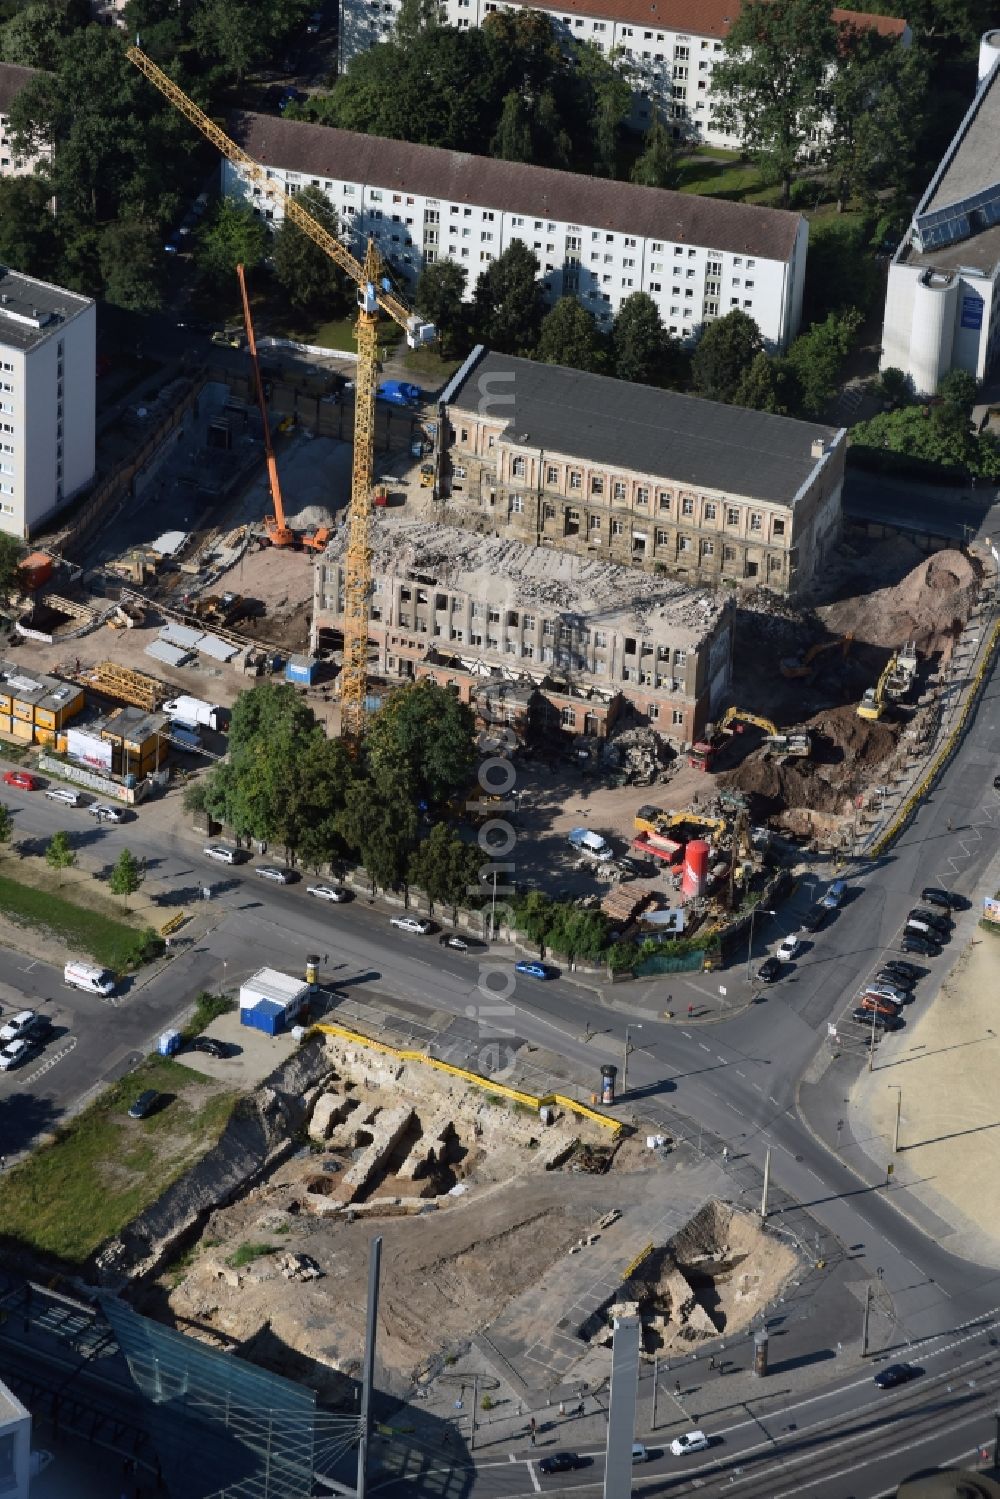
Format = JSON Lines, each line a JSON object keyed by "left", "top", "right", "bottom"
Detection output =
{"left": 444, "top": 348, "right": 841, "bottom": 508}
{"left": 231, "top": 112, "right": 803, "bottom": 261}
{"left": 0, "top": 266, "right": 92, "bottom": 354}
{"left": 497, "top": 0, "right": 907, "bottom": 38}
{"left": 0, "top": 62, "right": 37, "bottom": 114}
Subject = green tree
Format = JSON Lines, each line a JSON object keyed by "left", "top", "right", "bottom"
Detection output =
{"left": 473, "top": 240, "right": 543, "bottom": 356}
{"left": 629, "top": 117, "right": 677, "bottom": 189}
{"left": 611, "top": 292, "right": 671, "bottom": 385}
{"left": 732, "top": 351, "right": 789, "bottom": 413}
{"left": 536, "top": 297, "right": 605, "bottom": 372}
{"left": 414, "top": 258, "right": 469, "bottom": 358}
{"left": 337, "top": 780, "right": 418, "bottom": 891}
{"left": 784, "top": 308, "right": 862, "bottom": 418}
{"left": 0, "top": 804, "right": 12, "bottom": 852}
{"left": 196, "top": 199, "right": 268, "bottom": 290}
{"left": 711, "top": 0, "right": 836, "bottom": 205}
{"left": 407, "top": 822, "right": 482, "bottom": 907}
{"left": 0, "top": 177, "right": 59, "bottom": 281}
{"left": 286, "top": 732, "right": 353, "bottom": 871}
{"left": 802, "top": 215, "right": 880, "bottom": 325}
{"left": 364, "top": 680, "right": 475, "bottom": 809}
{"left": 0, "top": 533, "right": 23, "bottom": 601}
{"left": 45, "top": 829, "right": 76, "bottom": 883}
{"left": 824, "top": 21, "right": 925, "bottom": 211}
{"left": 851, "top": 406, "right": 1000, "bottom": 479}
{"left": 491, "top": 89, "right": 534, "bottom": 163}
{"left": 0, "top": 1, "right": 75, "bottom": 69}
{"left": 99, "top": 220, "right": 163, "bottom": 313}
{"left": 691, "top": 309, "right": 762, "bottom": 403}
{"left": 393, "top": 0, "right": 441, "bottom": 46}
{"left": 272, "top": 185, "right": 346, "bottom": 315}
{"left": 516, "top": 890, "right": 554, "bottom": 948}
{"left": 110, "top": 847, "right": 144, "bottom": 907}
{"left": 877, "top": 366, "right": 914, "bottom": 409}
{"left": 936, "top": 368, "right": 978, "bottom": 416}
{"left": 575, "top": 39, "right": 632, "bottom": 176}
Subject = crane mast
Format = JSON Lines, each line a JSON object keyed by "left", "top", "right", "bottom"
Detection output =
{"left": 236, "top": 261, "right": 294, "bottom": 548}
{"left": 126, "top": 45, "right": 435, "bottom": 746}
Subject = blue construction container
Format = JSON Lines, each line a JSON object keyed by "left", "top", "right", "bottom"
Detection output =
{"left": 241, "top": 998, "right": 288, "bottom": 1036}
{"left": 158, "top": 1029, "right": 181, "bottom": 1056}
{"left": 285, "top": 656, "right": 318, "bottom": 686}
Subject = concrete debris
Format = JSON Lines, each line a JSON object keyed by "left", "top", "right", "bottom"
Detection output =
{"left": 600, "top": 726, "right": 676, "bottom": 783}
{"left": 279, "top": 1252, "right": 323, "bottom": 1282}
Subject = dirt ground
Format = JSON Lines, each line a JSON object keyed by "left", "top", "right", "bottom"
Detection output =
{"left": 849, "top": 932, "right": 1000, "bottom": 1266}
{"left": 819, "top": 548, "right": 981, "bottom": 664}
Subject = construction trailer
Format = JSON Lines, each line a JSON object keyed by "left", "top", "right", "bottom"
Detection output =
{"left": 239, "top": 968, "right": 310, "bottom": 1036}
{"left": 0, "top": 661, "right": 84, "bottom": 747}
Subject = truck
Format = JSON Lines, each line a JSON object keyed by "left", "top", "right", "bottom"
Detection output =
{"left": 161, "top": 695, "right": 228, "bottom": 732}
{"left": 567, "top": 827, "right": 614, "bottom": 862}
{"left": 377, "top": 380, "right": 422, "bottom": 407}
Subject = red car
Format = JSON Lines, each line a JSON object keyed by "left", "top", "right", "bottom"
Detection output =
{"left": 2, "top": 770, "right": 38, "bottom": 791}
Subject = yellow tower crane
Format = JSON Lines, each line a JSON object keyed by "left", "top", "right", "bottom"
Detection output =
{"left": 126, "top": 45, "right": 435, "bottom": 746}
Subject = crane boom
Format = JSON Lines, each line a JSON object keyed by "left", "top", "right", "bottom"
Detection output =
{"left": 236, "top": 262, "right": 294, "bottom": 547}
{"left": 127, "top": 44, "right": 436, "bottom": 746}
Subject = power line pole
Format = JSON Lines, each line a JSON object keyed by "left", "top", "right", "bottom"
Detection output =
{"left": 760, "top": 1147, "right": 771, "bottom": 1220}
{"left": 651, "top": 1355, "right": 659, "bottom": 1430}
{"left": 356, "top": 1235, "right": 382, "bottom": 1499}
{"left": 861, "top": 1284, "right": 872, "bottom": 1359}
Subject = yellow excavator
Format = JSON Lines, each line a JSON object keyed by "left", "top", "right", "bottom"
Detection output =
{"left": 857, "top": 655, "right": 898, "bottom": 721}
{"left": 780, "top": 632, "right": 853, "bottom": 679}
{"left": 689, "top": 707, "right": 811, "bottom": 771}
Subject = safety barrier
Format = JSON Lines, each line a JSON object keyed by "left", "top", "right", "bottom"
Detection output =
{"left": 622, "top": 1242, "right": 655, "bottom": 1279}
{"left": 869, "top": 617, "right": 1000, "bottom": 859}
{"left": 159, "top": 912, "right": 188, "bottom": 937}
{"left": 314, "top": 1021, "right": 621, "bottom": 1133}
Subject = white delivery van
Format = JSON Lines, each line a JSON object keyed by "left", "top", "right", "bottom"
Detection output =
{"left": 64, "top": 960, "right": 116, "bottom": 996}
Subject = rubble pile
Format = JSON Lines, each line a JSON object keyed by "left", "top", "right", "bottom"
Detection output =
{"left": 820, "top": 549, "right": 981, "bottom": 661}
{"left": 721, "top": 703, "right": 898, "bottom": 818}
{"left": 600, "top": 726, "right": 676, "bottom": 783}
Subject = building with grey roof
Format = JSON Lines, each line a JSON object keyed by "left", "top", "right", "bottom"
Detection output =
{"left": 0, "top": 63, "right": 46, "bottom": 180}
{"left": 0, "top": 267, "right": 96, "bottom": 538}
{"left": 881, "top": 31, "right": 1000, "bottom": 395}
{"left": 224, "top": 111, "right": 808, "bottom": 348}
{"left": 435, "top": 347, "right": 844, "bottom": 597}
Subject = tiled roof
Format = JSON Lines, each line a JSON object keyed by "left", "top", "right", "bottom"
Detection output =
{"left": 474, "top": 0, "right": 907, "bottom": 38}
{"left": 231, "top": 112, "right": 804, "bottom": 261}
{"left": 0, "top": 63, "right": 38, "bottom": 114}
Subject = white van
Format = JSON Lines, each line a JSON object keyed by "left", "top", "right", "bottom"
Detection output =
{"left": 64, "top": 961, "right": 116, "bottom": 996}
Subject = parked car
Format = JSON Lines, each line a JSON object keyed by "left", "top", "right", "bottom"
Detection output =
{"left": 390, "top": 915, "right": 432, "bottom": 935}
{"left": 881, "top": 959, "right": 925, "bottom": 982}
{"left": 439, "top": 933, "right": 469, "bottom": 951}
{"left": 670, "top": 1431, "right": 709, "bottom": 1457}
{"left": 865, "top": 980, "right": 911, "bottom": 1005}
{"left": 0, "top": 1039, "right": 35, "bottom": 1071}
{"left": 901, "top": 933, "right": 940, "bottom": 957}
{"left": 757, "top": 956, "right": 782, "bottom": 984}
{"left": 187, "top": 1037, "right": 228, "bottom": 1059}
{"left": 89, "top": 804, "right": 125, "bottom": 823}
{"left": 44, "top": 786, "right": 81, "bottom": 807}
{"left": 127, "top": 1089, "right": 161, "bottom": 1120}
{"left": 874, "top": 968, "right": 914, "bottom": 991}
{"left": 515, "top": 960, "right": 556, "bottom": 980}
{"left": 255, "top": 865, "right": 294, "bottom": 884}
{"left": 860, "top": 992, "right": 902, "bottom": 1018}
{"left": 631, "top": 1443, "right": 649, "bottom": 1464}
{"left": 537, "top": 1453, "right": 586, "bottom": 1475}
{"left": 800, "top": 904, "right": 828, "bottom": 933}
{"left": 820, "top": 878, "right": 847, "bottom": 910}
{"left": 873, "top": 1362, "right": 922, "bottom": 1389}
{"left": 2, "top": 769, "right": 38, "bottom": 791}
{"left": 852, "top": 1007, "right": 903, "bottom": 1032}
{"left": 306, "top": 884, "right": 350, "bottom": 903}
{"left": 204, "top": 845, "right": 240, "bottom": 864}
{"left": 920, "top": 887, "right": 954, "bottom": 911}
{"left": 0, "top": 1010, "right": 41, "bottom": 1043}
{"left": 909, "top": 907, "right": 950, "bottom": 935}
{"left": 776, "top": 934, "right": 802, "bottom": 962}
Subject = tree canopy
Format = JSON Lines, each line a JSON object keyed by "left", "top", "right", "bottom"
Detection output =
{"left": 473, "top": 241, "right": 544, "bottom": 356}
{"left": 363, "top": 680, "right": 475, "bottom": 811}
{"left": 414, "top": 259, "right": 469, "bottom": 358}
{"left": 690, "top": 310, "right": 762, "bottom": 404}
{"left": 611, "top": 292, "right": 676, "bottom": 386}
{"left": 536, "top": 297, "right": 606, "bottom": 373}
{"left": 271, "top": 185, "right": 347, "bottom": 315}
{"left": 195, "top": 199, "right": 269, "bottom": 290}
{"left": 407, "top": 822, "right": 483, "bottom": 907}
{"left": 851, "top": 405, "right": 1000, "bottom": 479}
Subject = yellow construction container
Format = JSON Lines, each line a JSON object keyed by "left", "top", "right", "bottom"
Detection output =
{"left": 0, "top": 661, "right": 84, "bottom": 744}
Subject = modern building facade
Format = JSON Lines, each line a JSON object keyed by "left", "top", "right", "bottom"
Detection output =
{"left": 313, "top": 522, "right": 734, "bottom": 743}
{"left": 0, "top": 64, "right": 46, "bottom": 180}
{"left": 435, "top": 347, "right": 844, "bottom": 597}
{"left": 880, "top": 31, "right": 1000, "bottom": 396}
{"left": 225, "top": 112, "right": 808, "bottom": 345}
{"left": 338, "top": 0, "right": 909, "bottom": 144}
{"left": 0, "top": 1376, "right": 30, "bottom": 1499}
{"left": 0, "top": 267, "right": 96, "bottom": 538}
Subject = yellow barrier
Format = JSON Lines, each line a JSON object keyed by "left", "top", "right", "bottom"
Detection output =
{"left": 160, "top": 912, "right": 188, "bottom": 937}
{"left": 870, "top": 618, "right": 1000, "bottom": 859}
{"left": 314, "top": 1021, "right": 622, "bottom": 1133}
{"left": 623, "top": 1242, "right": 655, "bottom": 1279}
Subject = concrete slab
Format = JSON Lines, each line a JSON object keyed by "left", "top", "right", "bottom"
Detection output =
{"left": 177, "top": 1009, "right": 299, "bottom": 1088}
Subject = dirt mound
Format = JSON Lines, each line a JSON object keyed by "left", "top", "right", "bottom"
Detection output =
{"left": 820, "top": 548, "right": 980, "bottom": 659}
{"left": 720, "top": 705, "right": 897, "bottom": 817}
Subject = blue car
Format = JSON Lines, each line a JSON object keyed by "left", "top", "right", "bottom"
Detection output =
{"left": 515, "top": 960, "right": 555, "bottom": 980}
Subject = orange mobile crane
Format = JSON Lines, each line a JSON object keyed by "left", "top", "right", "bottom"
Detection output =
{"left": 236, "top": 262, "right": 294, "bottom": 548}
{"left": 127, "top": 45, "right": 435, "bottom": 746}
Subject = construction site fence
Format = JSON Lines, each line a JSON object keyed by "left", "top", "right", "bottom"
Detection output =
{"left": 869, "top": 615, "right": 1000, "bottom": 860}
{"left": 313, "top": 1020, "right": 622, "bottom": 1134}
{"left": 60, "top": 380, "right": 204, "bottom": 561}
{"left": 37, "top": 753, "right": 148, "bottom": 805}
{"left": 634, "top": 950, "right": 705, "bottom": 976}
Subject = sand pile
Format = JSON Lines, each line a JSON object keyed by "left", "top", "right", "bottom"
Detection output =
{"left": 720, "top": 704, "right": 897, "bottom": 817}
{"left": 820, "top": 549, "right": 980, "bottom": 659}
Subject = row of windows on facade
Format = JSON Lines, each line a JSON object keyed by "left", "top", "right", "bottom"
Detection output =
{"left": 381, "top": 627, "right": 693, "bottom": 685}
{"left": 363, "top": 0, "right": 725, "bottom": 52}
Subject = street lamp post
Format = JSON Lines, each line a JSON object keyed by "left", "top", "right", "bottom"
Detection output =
{"left": 888, "top": 1085, "right": 902, "bottom": 1154}
{"left": 745, "top": 907, "right": 775, "bottom": 982}
{"left": 622, "top": 1023, "right": 643, "bottom": 1097}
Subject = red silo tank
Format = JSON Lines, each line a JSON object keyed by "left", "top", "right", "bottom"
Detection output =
{"left": 681, "top": 840, "right": 711, "bottom": 899}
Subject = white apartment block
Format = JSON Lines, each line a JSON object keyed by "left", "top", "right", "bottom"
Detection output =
{"left": 0, "top": 64, "right": 47, "bottom": 180}
{"left": 339, "top": 0, "right": 909, "bottom": 144}
{"left": 0, "top": 267, "right": 96, "bottom": 539}
{"left": 226, "top": 113, "right": 808, "bottom": 346}
{"left": 0, "top": 1377, "right": 30, "bottom": 1499}
{"left": 880, "top": 32, "right": 1000, "bottom": 397}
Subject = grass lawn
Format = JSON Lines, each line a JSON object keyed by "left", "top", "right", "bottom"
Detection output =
{"left": 674, "top": 154, "right": 774, "bottom": 200}
{"left": 0, "top": 867, "right": 160, "bottom": 972}
{"left": 0, "top": 1056, "right": 239, "bottom": 1264}
{"left": 402, "top": 344, "right": 464, "bottom": 384}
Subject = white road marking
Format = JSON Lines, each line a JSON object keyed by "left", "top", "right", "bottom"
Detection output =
{"left": 699, "top": 1042, "right": 711, "bottom": 1053}
{"left": 527, "top": 1459, "right": 541, "bottom": 1492}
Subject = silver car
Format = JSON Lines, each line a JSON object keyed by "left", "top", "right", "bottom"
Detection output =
{"left": 390, "top": 915, "right": 432, "bottom": 935}
{"left": 255, "top": 865, "right": 293, "bottom": 884}
{"left": 203, "top": 845, "right": 239, "bottom": 864}
{"left": 306, "top": 884, "right": 349, "bottom": 903}
{"left": 865, "top": 980, "right": 909, "bottom": 1005}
